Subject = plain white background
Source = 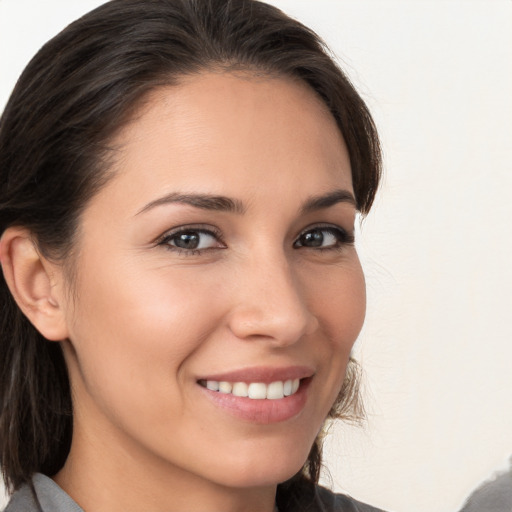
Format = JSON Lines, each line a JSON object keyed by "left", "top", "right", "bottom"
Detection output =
{"left": 1, "top": 1, "right": 511, "bottom": 511}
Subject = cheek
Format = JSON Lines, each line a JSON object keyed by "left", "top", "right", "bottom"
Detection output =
{"left": 306, "top": 256, "right": 366, "bottom": 346}
{"left": 63, "top": 257, "right": 225, "bottom": 416}
{"left": 303, "top": 256, "right": 366, "bottom": 407}
{"left": 71, "top": 256, "right": 218, "bottom": 341}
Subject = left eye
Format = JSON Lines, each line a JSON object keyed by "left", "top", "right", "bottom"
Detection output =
{"left": 293, "top": 226, "right": 350, "bottom": 249}
{"left": 162, "top": 230, "right": 220, "bottom": 251}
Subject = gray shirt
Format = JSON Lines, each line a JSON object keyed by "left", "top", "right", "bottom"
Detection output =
{"left": 3, "top": 474, "right": 83, "bottom": 512}
{"left": 3, "top": 473, "right": 385, "bottom": 512}
{"left": 459, "top": 467, "right": 512, "bottom": 512}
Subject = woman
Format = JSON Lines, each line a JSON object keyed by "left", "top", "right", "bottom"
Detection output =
{"left": 0, "top": 0, "right": 382, "bottom": 511}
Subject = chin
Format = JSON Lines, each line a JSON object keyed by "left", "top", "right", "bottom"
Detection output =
{"left": 205, "top": 439, "right": 312, "bottom": 490}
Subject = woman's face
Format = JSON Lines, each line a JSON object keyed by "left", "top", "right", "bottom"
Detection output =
{"left": 57, "top": 73, "right": 366, "bottom": 493}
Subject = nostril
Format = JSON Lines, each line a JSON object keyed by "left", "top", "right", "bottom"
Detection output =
{"left": 227, "top": 304, "right": 317, "bottom": 347}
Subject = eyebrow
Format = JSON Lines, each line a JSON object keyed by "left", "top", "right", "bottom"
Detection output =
{"left": 300, "top": 189, "right": 358, "bottom": 214}
{"left": 136, "top": 188, "right": 357, "bottom": 216}
{"left": 136, "top": 192, "right": 246, "bottom": 216}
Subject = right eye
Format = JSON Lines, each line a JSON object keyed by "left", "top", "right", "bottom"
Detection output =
{"left": 158, "top": 227, "right": 225, "bottom": 254}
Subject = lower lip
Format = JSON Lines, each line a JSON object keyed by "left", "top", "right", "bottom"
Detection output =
{"left": 199, "top": 379, "right": 311, "bottom": 424}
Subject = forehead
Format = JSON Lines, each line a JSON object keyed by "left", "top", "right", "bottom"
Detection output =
{"left": 101, "top": 72, "right": 352, "bottom": 210}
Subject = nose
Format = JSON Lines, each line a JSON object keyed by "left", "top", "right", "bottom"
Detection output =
{"left": 227, "top": 252, "right": 319, "bottom": 347}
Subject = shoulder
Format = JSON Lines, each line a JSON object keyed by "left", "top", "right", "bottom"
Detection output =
{"left": 3, "top": 474, "right": 83, "bottom": 512}
{"left": 3, "top": 484, "right": 38, "bottom": 512}
{"left": 312, "top": 485, "right": 387, "bottom": 512}
{"left": 459, "top": 467, "right": 512, "bottom": 512}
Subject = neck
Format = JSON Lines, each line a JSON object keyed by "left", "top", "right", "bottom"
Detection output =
{"left": 54, "top": 422, "right": 277, "bottom": 512}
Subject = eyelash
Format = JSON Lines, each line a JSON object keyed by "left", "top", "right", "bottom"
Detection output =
{"left": 156, "top": 224, "right": 354, "bottom": 256}
{"left": 156, "top": 225, "right": 225, "bottom": 256}
{"left": 293, "top": 224, "right": 355, "bottom": 251}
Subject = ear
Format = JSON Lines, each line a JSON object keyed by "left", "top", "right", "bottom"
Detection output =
{"left": 0, "top": 227, "right": 70, "bottom": 341}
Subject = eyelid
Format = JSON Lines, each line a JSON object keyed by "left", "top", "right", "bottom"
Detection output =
{"left": 294, "top": 223, "right": 355, "bottom": 248}
{"left": 153, "top": 222, "right": 354, "bottom": 253}
{"left": 155, "top": 224, "right": 225, "bottom": 248}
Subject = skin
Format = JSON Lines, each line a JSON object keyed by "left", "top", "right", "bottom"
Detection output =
{"left": 2, "top": 72, "right": 366, "bottom": 512}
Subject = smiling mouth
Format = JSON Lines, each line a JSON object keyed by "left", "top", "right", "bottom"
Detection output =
{"left": 198, "top": 378, "right": 302, "bottom": 400}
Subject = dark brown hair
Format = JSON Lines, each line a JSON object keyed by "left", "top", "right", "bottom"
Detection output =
{"left": 0, "top": 0, "right": 381, "bottom": 505}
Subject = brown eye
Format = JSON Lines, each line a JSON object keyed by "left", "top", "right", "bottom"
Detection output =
{"left": 172, "top": 231, "right": 202, "bottom": 250}
{"left": 160, "top": 228, "right": 223, "bottom": 252}
{"left": 298, "top": 230, "right": 325, "bottom": 247}
{"left": 294, "top": 226, "right": 351, "bottom": 249}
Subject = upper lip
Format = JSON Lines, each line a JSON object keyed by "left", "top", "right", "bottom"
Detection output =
{"left": 198, "top": 365, "right": 315, "bottom": 384}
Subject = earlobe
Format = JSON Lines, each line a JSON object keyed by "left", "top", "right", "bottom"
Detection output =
{"left": 0, "top": 227, "right": 69, "bottom": 341}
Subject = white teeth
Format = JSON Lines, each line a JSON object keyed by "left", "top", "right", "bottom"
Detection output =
{"left": 248, "top": 382, "right": 267, "bottom": 399}
{"left": 232, "top": 382, "right": 248, "bottom": 397}
{"left": 266, "top": 381, "right": 284, "bottom": 400}
{"left": 203, "top": 378, "right": 301, "bottom": 399}
{"left": 206, "top": 380, "right": 219, "bottom": 391}
{"left": 218, "top": 381, "right": 232, "bottom": 394}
